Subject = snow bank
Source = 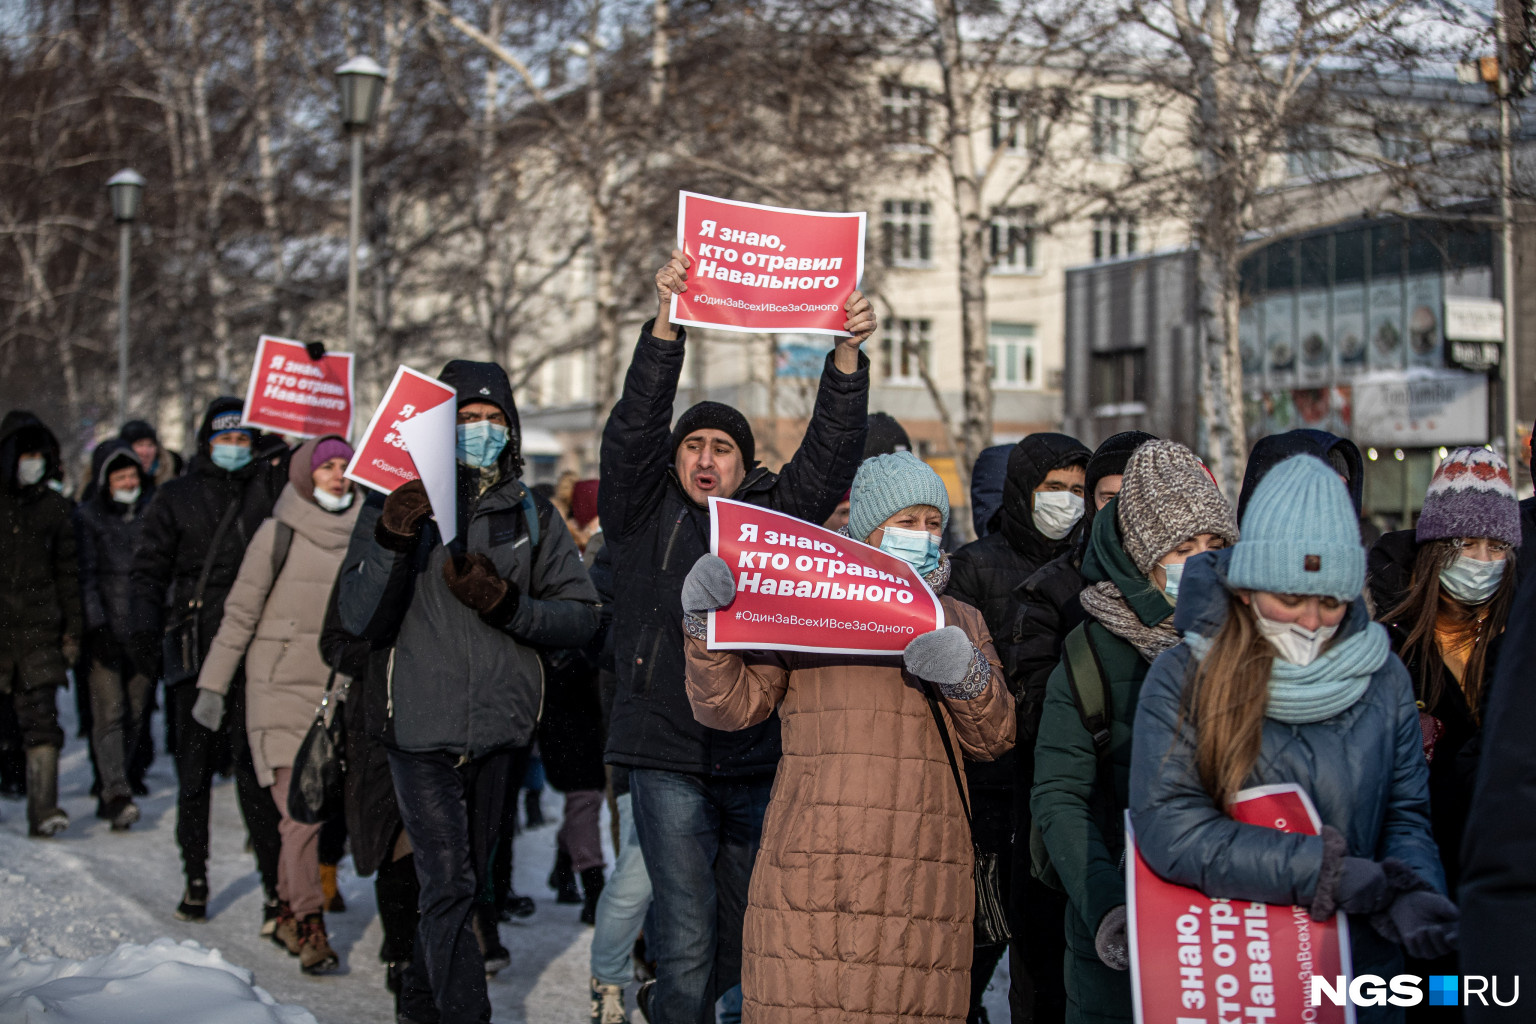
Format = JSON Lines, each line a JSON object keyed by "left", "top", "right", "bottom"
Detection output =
{"left": 0, "top": 938, "right": 317, "bottom": 1024}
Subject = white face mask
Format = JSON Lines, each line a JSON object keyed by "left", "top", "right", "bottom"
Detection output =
{"left": 111, "top": 486, "right": 141, "bottom": 506}
{"left": 1161, "top": 560, "right": 1186, "bottom": 601}
{"left": 1033, "top": 490, "right": 1084, "bottom": 540}
{"left": 16, "top": 456, "right": 45, "bottom": 487}
{"left": 1252, "top": 604, "right": 1338, "bottom": 667}
{"left": 1439, "top": 555, "right": 1505, "bottom": 606}
{"left": 314, "top": 487, "right": 355, "bottom": 513}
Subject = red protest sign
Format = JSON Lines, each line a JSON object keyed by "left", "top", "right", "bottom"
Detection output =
{"left": 344, "top": 366, "right": 456, "bottom": 494}
{"left": 1127, "top": 785, "right": 1354, "bottom": 1024}
{"left": 706, "top": 498, "right": 944, "bottom": 655}
{"left": 671, "top": 191, "right": 865, "bottom": 337}
{"left": 241, "top": 336, "right": 355, "bottom": 439}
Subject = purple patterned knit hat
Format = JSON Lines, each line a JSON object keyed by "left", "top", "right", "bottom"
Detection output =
{"left": 1416, "top": 446, "right": 1520, "bottom": 547}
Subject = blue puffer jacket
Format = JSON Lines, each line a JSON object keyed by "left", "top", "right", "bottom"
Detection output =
{"left": 1129, "top": 550, "right": 1444, "bottom": 1001}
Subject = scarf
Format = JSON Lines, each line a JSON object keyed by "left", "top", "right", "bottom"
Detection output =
{"left": 1079, "top": 581, "right": 1179, "bottom": 662}
{"left": 1185, "top": 618, "right": 1390, "bottom": 725}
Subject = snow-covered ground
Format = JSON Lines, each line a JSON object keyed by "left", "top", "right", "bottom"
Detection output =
{"left": 0, "top": 694, "right": 1011, "bottom": 1023}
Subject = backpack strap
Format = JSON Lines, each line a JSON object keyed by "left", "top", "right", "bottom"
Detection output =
{"left": 1063, "top": 622, "right": 1112, "bottom": 764}
{"left": 519, "top": 487, "right": 542, "bottom": 563}
{"left": 269, "top": 521, "right": 294, "bottom": 582}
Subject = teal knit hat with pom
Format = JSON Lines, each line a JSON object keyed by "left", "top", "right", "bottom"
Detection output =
{"left": 1229, "top": 454, "right": 1363, "bottom": 600}
{"left": 849, "top": 451, "right": 950, "bottom": 544}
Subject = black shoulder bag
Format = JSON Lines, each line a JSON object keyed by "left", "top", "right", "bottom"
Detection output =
{"left": 163, "top": 500, "right": 241, "bottom": 685}
{"left": 922, "top": 681, "right": 1012, "bottom": 945}
{"left": 288, "top": 667, "right": 348, "bottom": 825}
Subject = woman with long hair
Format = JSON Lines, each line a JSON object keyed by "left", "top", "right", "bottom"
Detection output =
{"left": 1129, "top": 455, "right": 1453, "bottom": 1024}
{"left": 679, "top": 451, "right": 1016, "bottom": 1024}
{"left": 1368, "top": 446, "right": 1519, "bottom": 1019}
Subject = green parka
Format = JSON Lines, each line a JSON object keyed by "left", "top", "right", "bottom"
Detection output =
{"left": 1030, "top": 499, "right": 1172, "bottom": 1024}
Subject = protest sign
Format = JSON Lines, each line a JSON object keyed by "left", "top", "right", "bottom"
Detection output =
{"left": 241, "top": 336, "right": 354, "bottom": 439}
{"left": 1127, "top": 785, "right": 1354, "bottom": 1024}
{"left": 706, "top": 498, "right": 944, "bottom": 655}
{"left": 345, "top": 365, "right": 460, "bottom": 543}
{"left": 671, "top": 191, "right": 865, "bottom": 337}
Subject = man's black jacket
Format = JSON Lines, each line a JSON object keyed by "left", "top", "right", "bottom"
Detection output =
{"left": 600, "top": 321, "right": 868, "bottom": 777}
{"left": 128, "top": 417, "right": 290, "bottom": 681}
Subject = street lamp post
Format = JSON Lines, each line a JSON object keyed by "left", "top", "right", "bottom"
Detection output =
{"left": 1496, "top": 12, "right": 1520, "bottom": 469}
{"left": 107, "top": 169, "right": 145, "bottom": 425}
{"left": 335, "top": 56, "right": 386, "bottom": 352}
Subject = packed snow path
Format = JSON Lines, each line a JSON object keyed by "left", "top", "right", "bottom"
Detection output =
{"left": 0, "top": 697, "right": 1011, "bottom": 1023}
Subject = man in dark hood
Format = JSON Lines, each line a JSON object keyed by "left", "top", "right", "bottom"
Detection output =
{"left": 824, "top": 411, "right": 913, "bottom": 533}
{"left": 946, "top": 430, "right": 1089, "bottom": 1023}
{"left": 970, "top": 444, "right": 1013, "bottom": 539}
{"left": 74, "top": 441, "right": 155, "bottom": 830}
{"left": 119, "top": 419, "right": 184, "bottom": 491}
{"left": 599, "top": 249, "right": 873, "bottom": 1024}
{"left": 1237, "top": 429, "right": 1364, "bottom": 522}
{"left": 129, "top": 396, "right": 289, "bottom": 923}
{"left": 0, "top": 411, "right": 80, "bottom": 837}
{"left": 339, "top": 358, "right": 600, "bottom": 1024}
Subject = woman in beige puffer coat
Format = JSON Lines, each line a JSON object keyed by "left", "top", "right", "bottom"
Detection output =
{"left": 681, "top": 451, "right": 1016, "bottom": 1024}
{"left": 196, "top": 435, "right": 358, "bottom": 973}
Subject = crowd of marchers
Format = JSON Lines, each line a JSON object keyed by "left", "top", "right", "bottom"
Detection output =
{"left": 1, "top": 246, "right": 1534, "bottom": 1024}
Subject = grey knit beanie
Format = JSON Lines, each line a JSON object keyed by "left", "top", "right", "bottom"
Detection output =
{"left": 1116, "top": 440, "right": 1239, "bottom": 575}
{"left": 849, "top": 451, "right": 950, "bottom": 543}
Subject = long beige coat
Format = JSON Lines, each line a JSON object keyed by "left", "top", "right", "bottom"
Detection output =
{"left": 685, "top": 596, "right": 1016, "bottom": 1024}
{"left": 196, "top": 440, "right": 359, "bottom": 787}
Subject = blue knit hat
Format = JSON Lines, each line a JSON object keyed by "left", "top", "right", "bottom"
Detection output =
{"left": 1228, "top": 454, "right": 1363, "bottom": 600}
{"left": 849, "top": 451, "right": 950, "bottom": 543}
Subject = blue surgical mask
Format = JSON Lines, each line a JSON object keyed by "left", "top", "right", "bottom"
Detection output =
{"left": 1161, "top": 560, "right": 1185, "bottom": 602}
{"left": 879, "top": 525, "right": 942, "bottom": 577}
{"left": 1440, "top": 555, "right": 1505, "bottom": 606}
{"left": 457, "top": 421, "right": 508, "bottom": 469}
{"left": 210, "top": 443, "right": 252, "bottom": 472}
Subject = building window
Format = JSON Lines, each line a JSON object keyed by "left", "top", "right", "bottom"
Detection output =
{"left": 990, "top": 207, "right": 1036, "bottom": 273}
{"left": 989, "top": 323, "right": 1039, "bottom": 389}
{"left": 1091, "top": 216, "right": 1138, "bottom": 262}
{"left": 882, "top": 318, "right": 931, "bottom": 384}
{"left": 990, "top": 89, "right": 1035, "bottom": 153}
{"left": 1286, "top": 129, "right": 1338, "bottom": 179}
{"left": 882, "top": 81, "right": 929, "bottom": 145}
{"left": 882, "top": 200, "right": 933, "bottom": 267}
{"left": 1092, "top": 96, "right": 1138, "bottom": 162}
{"left": 1091, "top": 348, "right": 1146, "bottom": 407}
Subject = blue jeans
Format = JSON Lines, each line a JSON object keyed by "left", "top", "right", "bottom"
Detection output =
{"left": 590, "top": 792, "right": 653, "bottom": 985}
{"left": 629, "top": 769, "right": 773, "bottom": 1024}
{"left": 388, "top": 748, "right": 512, "bottom": 1024}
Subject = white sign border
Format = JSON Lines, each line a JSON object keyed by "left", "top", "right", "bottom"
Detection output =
{"left": 704, "top": 496, "right": 945, "bottom": 657}
{"left": 668, "top": 191, "right": 867, "bottom": 339}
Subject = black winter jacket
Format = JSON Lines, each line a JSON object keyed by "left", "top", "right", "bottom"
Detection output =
{"left": 74, "top": 442, "right": 152, "bottom": 658}
{"left": 1460, "top": 564, "right": 1536, "bottom": 1013}
{"left": 1011, "top": 550, "right": 1089, "bottom": 786}
{"left": 0, "top": 414, "right": 81, "bottom": 669}
{"left": 947, "top": 431, "right": 1088, "bottom": 792}
{"left": 338, "top": 360, "right": 601, "bottom": 761}
{"left": 600, "top": 321, "right": 868, "bottom": 776}
{"left": 320, "top": 579, "right": 399, "bottom": 877}
{"left": 128, "top": 402, "right": 291, "bottom": 683}
{"left": 1367, "top": 528, "right": 1501, "bottom": 897}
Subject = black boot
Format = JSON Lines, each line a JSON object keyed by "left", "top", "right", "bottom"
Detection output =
{"left": 25, "top": 746, "right": 68, "bottom": 837}
{"left": 374, "top": 854, "right": 420, "bottom": 966}
{"left": 580, "top": 866, "right": 605, "bottom": 926}
{"left": 549, "top": 848, "right": 580, "bottom": 904}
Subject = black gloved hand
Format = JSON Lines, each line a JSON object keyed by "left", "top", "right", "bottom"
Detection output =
{"left": 304, "top": 341, "right": 327, "bottom": 361}
{"left": 1374, "top": 890, "right": 1459, "bottom": 960}
{"left": 443, "top": 553, "right": 520, "bottom": 628}
{"left": 1336, "top": 857, "right": 1392, "bottom": 915}
{"left": 376, "top": 480, "right": 432, "bottom": 552}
